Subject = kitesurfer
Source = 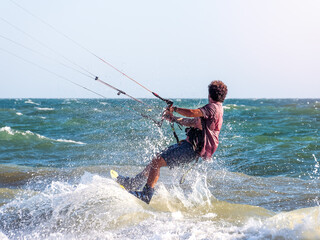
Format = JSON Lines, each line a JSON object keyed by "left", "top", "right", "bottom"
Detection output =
{"left": 116, "top": 80, "right": 228, "bottom": 204}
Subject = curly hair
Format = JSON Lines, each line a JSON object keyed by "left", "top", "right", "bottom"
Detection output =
{"left": 208, "top": 80, "right": 228, "bottom": 102}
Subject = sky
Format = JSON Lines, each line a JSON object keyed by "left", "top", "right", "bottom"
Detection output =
{"left": 0, "top": 0, "right": 319, "bottom": 99}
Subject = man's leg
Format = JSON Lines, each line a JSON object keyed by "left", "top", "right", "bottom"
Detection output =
{"left": 146, "top": 155, "right": 167, "bottom": 188}
{"left": 115, "top": 155, "right": 167, "bottom": 191}
{"left": 128, "top": 156, "right": 167, "bottom": 204}
{"left": 128, "top": 141, "right": 197, "bottom": 204}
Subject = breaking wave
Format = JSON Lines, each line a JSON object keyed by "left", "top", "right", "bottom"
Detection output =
{"left": 0, "top": 172, "right": 318, "bottom": 240}
{"left": 0, "top": 126, "right": 85, "bottom": 145}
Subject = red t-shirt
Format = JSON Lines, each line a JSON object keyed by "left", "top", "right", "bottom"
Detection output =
{"left": 198, "top": 101, "right": 224, "bottom": 159}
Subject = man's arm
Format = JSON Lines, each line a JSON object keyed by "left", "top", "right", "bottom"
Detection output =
{"left": 164, "top": 111, "right": 202, "bottom": 130}
{"left": 170, "top": 107, "right": 203, "bottom": 118}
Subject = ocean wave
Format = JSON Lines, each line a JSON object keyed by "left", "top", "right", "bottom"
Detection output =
{"left": 0, "top": 126, "right": 48, "bottom": 139}
{"left": 223, "top": 104, "right": 238, "bottom": 110}
{"left": 0, "top": 188, "right": 37, "bottom": 207}
{"left": 223, "top": 104, "right": 249, "bottom": 110}
{"left": 239, "top": 206, "right": 320, "bottom": 240}
{"left": 0, "top": 172, "right": 318, "bottom": 239}
{"left": 24, "top": 99, "right": 40, "bottom": 105}
{"left": 56, "top": 139, "right": 86, "bottom": 145}
{"left": 35, "top": 107, "right": 55, "bottom": 111}
{"left": 0, "top": 188, "right": 22, "bottom": 201}
{"left": 93, "top": 108, "right": 102, "bottom": 113}
{"left": 0, "top": 165, "right": 55, "bottom": 187}
{"left": 0, "top": 126, "right": 85, "bottom": 145}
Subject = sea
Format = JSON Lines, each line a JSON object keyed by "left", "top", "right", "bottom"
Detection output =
{"left": 0, "top": 98, "right": 319, "bottom": 240}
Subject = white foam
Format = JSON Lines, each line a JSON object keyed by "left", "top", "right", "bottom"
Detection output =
{"left": 16, "top": 112, "right": 23, "bottom": 116}
{"left": 171, "top": 211, "right": 184, "bottom": 220}
{"left": 35, "top": 107, "right": 55, "bottom": 111}
{"left": 223, "top": 104, "right": 238, "bottom": 110}
{"left": 0, "top": 126, "right": 15, "bottom": 135}
{"left": 56, "top": 139, "right": 86, "bottom": 145}
{"left": 0, "top": 173, "right": 147, "bottom": 239}
{"left": 0, "top": 232, "right": 9, "bottom": 240}
{"left": 232, "top": 135, "right": 241, "bottom": 138}
{"left": 25, "top": 99, "right": 40, "bottom": 105}
{"left": 202, "top": 212, "right": 217, "bottom": 219}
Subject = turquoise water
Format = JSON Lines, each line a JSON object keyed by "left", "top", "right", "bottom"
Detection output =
{"left": 0, "top": 98, "right": 319, "bottom": 239}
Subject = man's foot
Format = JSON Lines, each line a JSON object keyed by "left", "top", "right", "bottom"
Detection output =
{"left": 116, "top": 172, "right": 146, "bottom": 191}
{"left": 129, "top": 184, "right": 154, "bottom": 204}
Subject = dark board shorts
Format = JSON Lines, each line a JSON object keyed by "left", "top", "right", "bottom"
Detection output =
{"left": 160, "top": 140, "right": 199, "bottom": 169}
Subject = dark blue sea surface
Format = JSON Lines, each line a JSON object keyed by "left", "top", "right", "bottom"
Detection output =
{"left": 0, "top": 98, "right": 319, "bottom": 239}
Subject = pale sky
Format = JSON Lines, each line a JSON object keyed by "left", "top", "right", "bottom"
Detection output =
{"left": 1, "top": 0, "right": 319, "bottom": 99}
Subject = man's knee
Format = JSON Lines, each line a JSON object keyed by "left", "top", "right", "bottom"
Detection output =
{"left": 151, "top": 156, "right": 167, "bottom": 169}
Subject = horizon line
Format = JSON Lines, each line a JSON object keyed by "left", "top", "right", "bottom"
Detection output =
{"left": 0, "top": 97, "right": 319, "bottom": 100}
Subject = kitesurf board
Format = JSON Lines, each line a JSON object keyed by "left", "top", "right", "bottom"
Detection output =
{"left": 110, "top": 170, "right": 150, "bottom": 204}
{"left": 110, "top": 170, "right": 125, "bottom": 189}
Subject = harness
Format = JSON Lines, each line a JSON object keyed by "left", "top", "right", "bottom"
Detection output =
{"left": 185, "top": 117, "right": 205, "bottom": 153}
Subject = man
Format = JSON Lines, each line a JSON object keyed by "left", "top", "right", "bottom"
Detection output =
{"left": 116, "top": 80, "right": 228, "bottom": 204}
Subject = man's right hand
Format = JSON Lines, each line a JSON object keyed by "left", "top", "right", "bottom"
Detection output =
{"left": 163, "top": 110, "right": 174, "bottom": 122}
{"left": 168, "top": 106, "right": 174, "bottom": 113}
